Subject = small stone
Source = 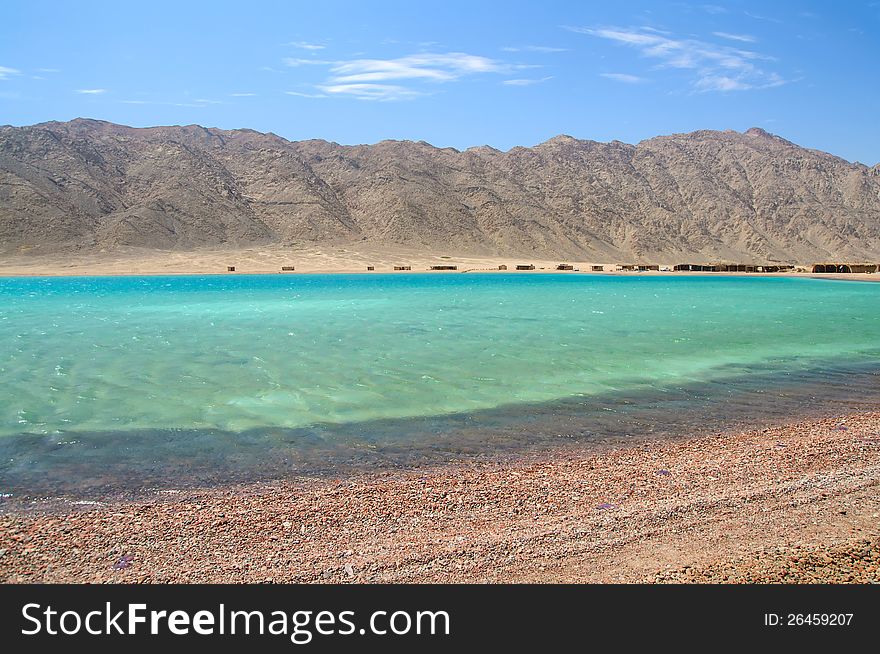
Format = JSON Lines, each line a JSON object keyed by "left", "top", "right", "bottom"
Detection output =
{"left": 113, "top": 554, "right": 133, "bottom": 571}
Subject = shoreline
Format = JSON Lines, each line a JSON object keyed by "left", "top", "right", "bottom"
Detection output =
{"left": 2, "top": 410, "right": 878, "bottom": 583}
{"left": 2, "top": 268, "right": 878, "bottom": 284}
{"left": 1, "top": 246, "right": 878, "bottom": 281}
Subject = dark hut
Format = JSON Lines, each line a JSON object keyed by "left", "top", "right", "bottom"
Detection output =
{"left": 673, "top": 264, "right": 717, "bottom": 272}
{"left": 718, "top": 264, "right": 758, "bottom": 272}
{"left": 812, "top": 263, "right": 878, "bottom": 274}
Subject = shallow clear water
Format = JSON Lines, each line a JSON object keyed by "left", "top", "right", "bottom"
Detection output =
{"left": 1, "top": 273, "right": 879, "bottom": 497}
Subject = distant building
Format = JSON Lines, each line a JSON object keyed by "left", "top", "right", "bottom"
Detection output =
{"left": 673, "top": 264, "right": 717, "bottom": 272}
{"left": 812, "top": 263, "right": 878, "bottom": 273}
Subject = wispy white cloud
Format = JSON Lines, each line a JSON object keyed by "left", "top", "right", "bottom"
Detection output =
{"left": 283, "top": 57, "right": 335, "bottom": 67}
{"left": 285, "top": 51, "right": 514, "bottom": 101}
{"left": 501, "top": 45, "right": 569, "bottom": 53}
{"left": 316, "top": 83, "right": 422, "bottom": 101}
{"left": 118, "top": 97, "right": 224, "bottom": 107}
{"left": 744, "top": 11, "right": 783, "bottom": 24}
{"left": 0, "top": 66, "right": 20, "bottom": 80}
{"left": 693, "top": 75, "right": 751, "bottom": 91}
{"left": 328, "top": 53, "right": 506, "bottom": 84}
{"left": 288, "top": 41, "right": 326, "bottom": 50}
{"left": 570, "top": 25, "right": 786, "bottom": 92}
{"left": 36, "top": 67, "right": 60, "bottom": 73}
{"left": 600, "top": 72, "right": 647, "bottom": 83}
{"left": 700, "top": 4, "right": 728, "bottom": 14}
{"left": 230, "top": 92, "right": 257, "bottom": 97}
{"left": 502, "top": 75, "right": 553, "bottom": 86}
{"left": 712, "top": 31, "right": 757, "bottom": 43}
{"left": 76, "top": 88, "right": 107, "bottom": 94}
{"left": 284, "top": 90, "right": 329, "bottom": 99}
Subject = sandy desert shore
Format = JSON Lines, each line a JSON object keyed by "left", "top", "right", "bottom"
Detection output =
{"left": 1, "top": 244, "right": 878, "bottom": 281}
{"left": 1, "top": 411, "right": 878, "bottom": 584}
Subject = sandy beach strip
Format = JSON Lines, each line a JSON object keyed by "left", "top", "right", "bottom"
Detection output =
{"left": 1, "top": 411, "right": 878, "bottom": 583}
{"left": 1, "top": 245, "right": 878, "bottom": 281}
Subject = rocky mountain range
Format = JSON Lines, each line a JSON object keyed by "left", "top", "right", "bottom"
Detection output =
{"left": 1, "top": 118, "right": 879, "bottom": 262}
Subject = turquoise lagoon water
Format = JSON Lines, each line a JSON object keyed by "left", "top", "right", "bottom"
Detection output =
{"left": 1, "top": 273, "right": 879, "bottom": 497}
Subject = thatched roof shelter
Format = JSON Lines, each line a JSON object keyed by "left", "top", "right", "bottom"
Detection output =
{"left": 812, "top": 263, "right": 878, "bottom": 273}
{"left": 717, "top": 264, "right": 795, "bottom": 273}
{"left": 673, "top": 264, "right": 717, "bottom": 271}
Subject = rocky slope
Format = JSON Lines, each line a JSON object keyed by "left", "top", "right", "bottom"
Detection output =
{"left": 1, "top": 118, "right": 878, "bottom": 261}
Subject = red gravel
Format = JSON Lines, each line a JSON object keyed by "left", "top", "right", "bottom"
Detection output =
{"left": 1, "top": 412, "right": 879, "bottom": 583}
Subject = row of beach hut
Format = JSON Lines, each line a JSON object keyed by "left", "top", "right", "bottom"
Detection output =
{"left": 672, "top": 263, "right": 796, "bottom": 273}
{"left": 673, "top": 262, "right": 878, "bottom": 274}
{"left": 812, "top": 263, "right": 879, "bottom": 274}
{"left": 223, "top": 261, "right": 879, "bottom": 274}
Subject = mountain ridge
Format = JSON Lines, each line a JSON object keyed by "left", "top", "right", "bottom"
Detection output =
{"left": 2, "top": 118, "right": 879, "bottom": 261}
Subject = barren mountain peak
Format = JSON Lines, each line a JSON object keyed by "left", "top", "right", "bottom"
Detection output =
{"left": 1, "top": 119, "right": 878, "bottom": 262}
{"left": 464, "top": 144, "right": 502, "bottom": 154}
{"left": 540, "top": 134, "right": 582, "bottom": 146}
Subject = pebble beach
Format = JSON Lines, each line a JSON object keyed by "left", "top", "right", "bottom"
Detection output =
{"left": 1, "top": 411, "right": 878, "bottom": 584}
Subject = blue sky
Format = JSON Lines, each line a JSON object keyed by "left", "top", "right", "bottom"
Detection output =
{"left": 2, "top": 1, "right": 878, "bottom": 163}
